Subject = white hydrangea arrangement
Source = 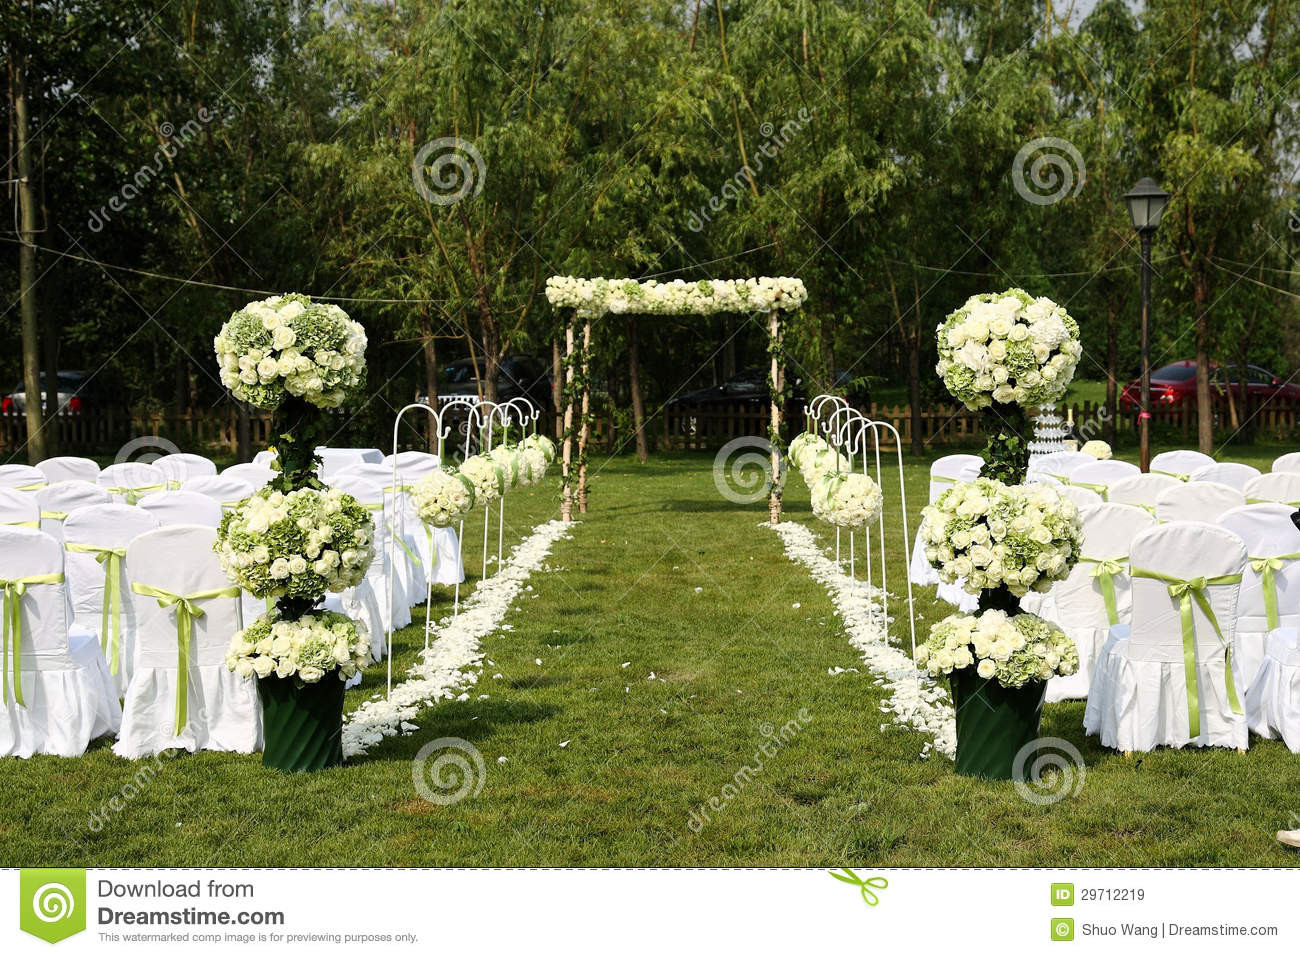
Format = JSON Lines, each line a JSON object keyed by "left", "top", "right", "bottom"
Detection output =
{"left": 916, "top": 611, "right": 1079, "bottom": 688}
{"left": 214, "top": 486, "right": 374, "bottom": 598}
{"left": 225, "top": 609, "right": 369, "bottom": 685}
{"left": 522, "top": 433, "right": 557, "bottom": 464}
{"left": 214, "top": 294, "right": 367, "bottom": 410}
{"left": 411, "top": 470, "right": 476, "bottom": 528}
{"left": 920, "top": 477, "right": 1082, "bottom": 596}
{"left": 459, "top": 454, "right": 505, "bottom": 505}
{"left": 1081, "top": 439, "right": 1112, "bottom": 460}
{"left": 545, "top": 276, "right": 808, "bottom": 318}
{"left": 935, "top": 288, "right": 1081, "bottom": 410}
{"left": 787, "top": 431, "right": 827, "bottom": 472}
{"left": 799, "top": 445, "right": 850, "bottom": 486}
{"left": 811, "top": 472, "right": 884, "bottom": 529}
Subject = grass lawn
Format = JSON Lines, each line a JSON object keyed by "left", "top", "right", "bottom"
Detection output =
{"left": 2, "top": 440, "right": 1299, "bottom": 867}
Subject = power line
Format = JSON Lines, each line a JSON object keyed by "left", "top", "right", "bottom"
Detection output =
{"left": 1208, "top": 257, "right": 1300, "bottom": 299}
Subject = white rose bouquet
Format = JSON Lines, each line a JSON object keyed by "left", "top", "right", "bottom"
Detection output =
{"left": 214, "top": 486, "right": 374, "bottom": 598}
{"left": 787, "top": 431, "right": 827, "bottom": 472}
{"left": 225, "top": 609, "right": 369, "bottom": 685}
{"left": 811, "top": 472, "right": 884, "bottom": 529}
{"left": 522, "top": 433, "right": 556, "bottom": 464}
{"left": 214, "top": 293, "right": 367, "bottom": 410}
{"left": 799, "top": 445, "right": 850, "bottom": 486}
{"left": 935, "top": 288, "right": 1081, "bottom": 410}
{"left": 411, "top": 470, "right": 475, "bottom": 528}
{"left": 916, "top": 611, "right": 1079, "bottom": 688}
{"left": 920, "top": 477, "right": 1082, "bottom": 596}
{"left": 459, "top": 454, "right": 505, "bottom": 505}
{"left": 518, "top": 446, "right": 548, "bottom": 486}
{"left": 487, "top": 445, "right": 522, "bottom": 489}
{"left": 1081, "top": 439, "right": 1112, "bottom": 460}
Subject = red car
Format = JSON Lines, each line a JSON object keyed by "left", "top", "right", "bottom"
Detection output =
{"left": 1120, "top": 361, "right": 1300, "bottom": 410}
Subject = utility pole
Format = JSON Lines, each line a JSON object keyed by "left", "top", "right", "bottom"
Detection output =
{"left": 11, "top": 45, "right": 48, "bottom": 463}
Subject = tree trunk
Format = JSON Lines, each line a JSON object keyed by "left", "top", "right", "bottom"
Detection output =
{"left": 628, "top": 321, "right": 649, "bottom": 463}
{"left": 1193, "top": 277, "right": 1213, "bottom": 453}
{"left": 577, "top": 317, "right": 592, "bottom": 513}
{"left": 12, "top": 53, "right": 47, "bottom": 463}
{"left": 1104, "top": 299, "right": 1118, "bottom": 446}
{"left": 417, "top": 313, "right": 439, "bottom": 453}
{"left": 551, "top": 336, "right": 562, "bottom": 438}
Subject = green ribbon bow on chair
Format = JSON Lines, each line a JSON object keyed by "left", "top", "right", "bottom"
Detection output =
{"left": 40, "top": 510, "right": 68, "bottom": 522}
{"left": 107, "top": 483, "right": 165, "bottom": 505}
{"left": 1070, "top": 481, "right": 1110, "bottom": 500}
{"left": 1151, "top": 469, "right": 1191, "bottom": 481}
{"left": 13, "top": 480, "right": 46, "bottom": 491}
{"left": 1080, "top": 556, "right": 1127, "bottom": 626}
{"left": 1130, "top": 568, "right": 1243, "bottom": 739}
{"left": 3, "top": 519, "right": 40, "bottom": 529}
{"left": 1247, "top": 497, "right": 1300, "bottom": 507}
{"left": 1, "top": 573, "right": 65, "bottom": 706}
{"left": 130, "top": 582, "right": 240, "bottom": 735}
{"left": 65, "top": 543, "right": 128, "bottom": 675}
{"left": 1248, "top": 553, "right": 1300, "bottom": 631}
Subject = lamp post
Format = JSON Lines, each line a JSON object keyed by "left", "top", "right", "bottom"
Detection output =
{"left": 1123, "top": 177, "right": 1170, "bottom": 472}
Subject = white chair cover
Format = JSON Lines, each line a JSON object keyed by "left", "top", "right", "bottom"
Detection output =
{"left": 389, "top": 459, "right": 465, "bottom": 588}
{"left": 317, "top": 447, "right": 384, "bottom": 482}
{"left": 97, "top": 462, "right": 167, "bottom": 505}
{"left": 1045, "top": 504, "right": 1157, "bottom": 702}
{"left": 154, "top": 453, "right": 217, "bottom": 486}
{"left": 138, "top": 490, "right": 223, "bottom": 528}
{"left": 1149, "top": 449, "right": 1215, "bottom": 481}
{"left": 0, "top": 464, "right": 48, "bottom": 491}
{"left": 1270, "top": 452, "right": 1300, "bottom": 475}
{"left": 1245, "top": 628, "right": 1300, "bottom": 752}
{"left": 1217, "top": 503, "right": 1300, "bottom": 692}
{"left": 1030, "top": 450, "right": 1095, "bottom": 483}
{"left": 0, "top": 488, "right": 40, "bottom": 528}
{"left": 326, "top": 471, "right": 409, "bottom": 647}
{"left": 114, "top": 525, "right": 260, "bottom": 759}
{"left": 1190, "top": 462, "right": 1260, "bottom": 492}
{"left": 1154, "top": 481, "right": 1244, "bottom": 523}
{"left": 221, "top": 462, "right": 276, "bottom": 487}
{"left": 1107, "top": 474, "right": 1178, "bottom": 517}
{"left": 183, "top": 475, "right": 256, "bottom": 512}
{"left": 251, "top": 450, "right": 278, "bottom": 468}
{"left": 908, "top": 454, "right": 983, "bottom": 588}
{"left": 35, "top": 481, "right": 110, "bottom": 540}
{"left": 1058, "top": 485, "right": 1102, "bottom": 510}
{"left": 335, "top": 462, "right": 426, "bottom": 598}
{"left": 1068, "top": 460, "right": 1140, "bottom": 501}
{"left": 63, "top": 505, "right": 160, "bottom": 693}
{"left": 1243, "top": 471, "right": 1300, "bottom": 508}
{"left": 0, "top": 527, "right": 120, "bottom": 758}
{"left": 1085, "top": 522, "right": 1248, "bottom": 751}
{"left": 36, "top": 456, "right": 100, "bottom": 484}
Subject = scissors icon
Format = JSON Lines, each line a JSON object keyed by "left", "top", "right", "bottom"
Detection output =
{"left": 829, "top": 868, "right": 888, "bottom": 906}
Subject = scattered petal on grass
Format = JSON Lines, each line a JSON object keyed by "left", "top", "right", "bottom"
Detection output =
{"left": 497, "top": 756, "right": 508, "bottom": 764}
{"left": 558, "top": 740, "right": 570, "bottom": 748}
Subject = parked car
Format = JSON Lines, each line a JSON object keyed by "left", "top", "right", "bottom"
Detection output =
{"left": 1120, "top": 360, "right": 1300, "bottom": 410}
{"left": 2, "top": 371, "right": 98, "bottom": 415}
{"left": 422, "top": 355, "right": 553, "bottom": 411}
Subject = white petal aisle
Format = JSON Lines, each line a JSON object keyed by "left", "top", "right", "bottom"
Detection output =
{"left": 769, "top": 521, "right": 957, "bottom": 758}
{"left": 342, "top": 519, "right": 572, "bottom": 757}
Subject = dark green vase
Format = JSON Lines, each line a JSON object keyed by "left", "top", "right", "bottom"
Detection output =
{"left": 257, "top": 674, "right": 345, "bottom": 772}
{"left": 950, "top": 666, "right": 1045, "bottom": 780}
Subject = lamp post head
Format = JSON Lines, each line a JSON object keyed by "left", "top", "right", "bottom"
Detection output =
{"left": 1123, "top": 177, "right": 1170, "bottom": 234}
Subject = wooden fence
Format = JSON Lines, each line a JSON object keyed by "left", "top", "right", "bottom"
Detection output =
{"left": 4, "top": 394, "right": 1298, "bottom": 458}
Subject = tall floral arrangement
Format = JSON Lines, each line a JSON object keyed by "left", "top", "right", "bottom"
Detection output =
{"left": 213, "top": 293, "right": 372, "bottom": 772}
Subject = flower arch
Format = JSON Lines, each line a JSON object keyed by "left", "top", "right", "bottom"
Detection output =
{"left": 545, "top": 276, "right": 808, "bottom": 523}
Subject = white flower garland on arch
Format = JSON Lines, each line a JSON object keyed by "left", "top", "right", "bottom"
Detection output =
{"left": 770, "top": 520, "right": 956, "bottom": 759}
{"left": 342, "top": 518, "right": 572, "bottom": 757}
